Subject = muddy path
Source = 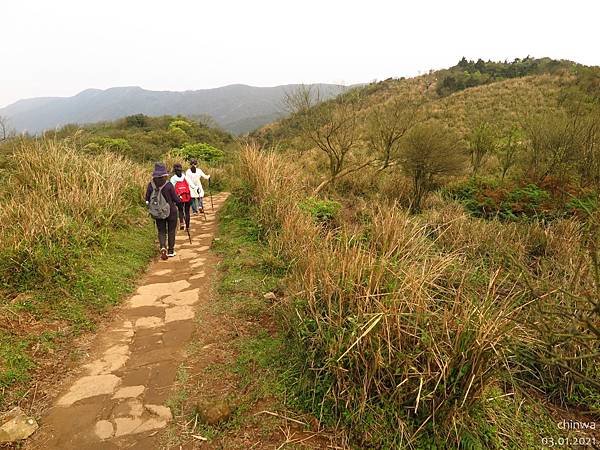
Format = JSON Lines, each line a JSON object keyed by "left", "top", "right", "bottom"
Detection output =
{"left": 25, "top": 193, "right": 228, "bottom": 450}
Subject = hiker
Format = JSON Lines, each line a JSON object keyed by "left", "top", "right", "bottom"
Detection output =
{"left": 145, "top": 162, "right": 182, "bottom": 260}
{"left": 185, "top": 158, "right": 210, "bottom": 214}
{"left": 170, "top": 163, "right": 192, "bottom": 230}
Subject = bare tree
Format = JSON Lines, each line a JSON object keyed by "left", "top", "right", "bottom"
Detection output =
{"left": 366, "top": 97, "right": 422, "bottom": 171}
{"left": 282, "top": 84, "right": 321, "bottom": 115}
{"left": 399, "top": 121, "right": 466, "bottom": 212}
{"left": 302, "top": 94, "right": 369, "bottom": 194}
{"left": 497, "top": 127, "right": 523, "bottom": 181}
{"left": 577, "top": 109, "right": 600, "bottom": 188}
{"left": 523, "top": 110, "right": 583, "bottom": 183}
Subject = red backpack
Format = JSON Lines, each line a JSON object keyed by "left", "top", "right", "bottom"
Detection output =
{"left": 174, "top": 179, "right": 191, "bottom": 202}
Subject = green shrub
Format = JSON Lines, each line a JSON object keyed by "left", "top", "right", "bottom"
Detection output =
{"left": 171, "top": 142, "right": 225, "bottom": 163}
{"left": 124, "top": 114, "right": 149, "bottom": 128}
{"left": 298, "top": 196, "right": 341, "bottom": 224}
{"left": 168, "top": 126, "right": 189, "bottom": 146}
{"left": 168, "top": 119, "right": 193, "bottom": 135}
{"left": 88, "top": 137, "right": 132, "bottom": 153}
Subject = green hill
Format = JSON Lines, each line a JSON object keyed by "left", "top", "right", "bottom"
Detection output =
{"left": 256, "top": 58, "right": 582, "bottom": 145}
{"left": 45, "top": 113, "right": 234, "bottom": 163}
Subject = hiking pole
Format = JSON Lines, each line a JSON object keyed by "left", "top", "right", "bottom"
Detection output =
{"left": 201, "top": 201, "right": 208, "bottom": 222}
{"left": 208, "top": 177, "right": 214, "bottom": 212}
{"left": 184, "top": 206, "right": 192, "bottom": 244}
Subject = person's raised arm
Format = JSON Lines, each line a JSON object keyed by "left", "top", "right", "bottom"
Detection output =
{"left": 198, "top": 167, "right": 210, "bottom": 180}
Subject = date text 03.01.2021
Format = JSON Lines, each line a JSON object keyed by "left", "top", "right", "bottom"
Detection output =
{"left": 541, "top": 436, "right": 597, "bottom": 447}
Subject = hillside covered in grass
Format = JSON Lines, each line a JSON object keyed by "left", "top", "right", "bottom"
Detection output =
{"left": 231, "top": 58, "right": 600, "bottom": 448}
{"left": 0, "top": 114, "right": 233, "bottom": 410}
{"left": 0, "top": 140, "right": 155, "bottom": 409}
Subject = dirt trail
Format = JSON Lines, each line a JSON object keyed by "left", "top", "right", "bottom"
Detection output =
{"left": 26, "top": 193, "right": 228, "bottom": 450}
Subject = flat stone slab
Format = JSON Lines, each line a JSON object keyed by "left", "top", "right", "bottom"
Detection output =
{"left": 112, "top": 385, "right": 145, "bottom": 399}
{"left": 57, "top": 375, "right": 121, "bottom": 406}
{"left": 0, "top": 407, "right": 39, "bottom": 443}
{"left": 137, "top": 280, "right": 190, "bottom": 297}
{"left": 165, "top": 305, "right": 195, "bottom": 323}
{"left": 94, "top": 420, "right": 114, "bottom": 440}
{"left": 134, "top": 316, "right": 164, "bottom": 329}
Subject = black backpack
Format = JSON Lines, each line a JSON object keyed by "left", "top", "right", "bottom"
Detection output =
{"left": 148, "top": 181, "right": 170, "bottom": 219}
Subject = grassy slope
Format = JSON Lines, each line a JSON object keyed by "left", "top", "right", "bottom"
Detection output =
{"left": 256, "top": 71, "right": 567, "bottom": 146}
{"left": 162, "top": 196, "right": 339, "bottom": 448}
{"left": 430, "top": 74, "right": 565, "bottom": 132}
{"left": 233, "top": 146, "right": 600, "bottom": 448}
{"left": 0, "top": 221, "right": 155, "bottom": 407}
{"left": 209, "top": 194, "right": 567, "bottom": 449}
{"left": 0, "top": 140, "right": 158, "bottom": 408}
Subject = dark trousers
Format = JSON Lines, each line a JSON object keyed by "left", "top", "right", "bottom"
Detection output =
{"left": 177, "top": 202, "right": 191, "bottom": 228}
{"left": 155, "top": 216, "right": 177, "bottom": 252}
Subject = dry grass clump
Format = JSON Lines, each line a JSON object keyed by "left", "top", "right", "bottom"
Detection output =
{"left": 421, "top": 202, "right": 600, "bottom": 407}
{"left": 237, "top": 145, "right": 549, "bottom": 447}
{"left": 0, "top": 139, "right": 147, "bottom": 290}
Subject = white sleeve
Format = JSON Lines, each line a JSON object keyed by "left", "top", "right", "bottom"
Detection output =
{"left": 198, "top": 168, "right": 210, "bottom": 179}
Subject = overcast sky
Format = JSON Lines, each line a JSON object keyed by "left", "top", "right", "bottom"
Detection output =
{"left": 1, "top": 0, "right": 598, "bottom": 108}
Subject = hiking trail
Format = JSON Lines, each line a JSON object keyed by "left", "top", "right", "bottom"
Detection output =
{"left": 26, "top": 194, "right": 228, "bottom": 450}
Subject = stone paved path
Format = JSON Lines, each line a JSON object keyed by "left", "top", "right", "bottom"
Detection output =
{"left": 27, "top": 193, "right": 228, "bottom": 450}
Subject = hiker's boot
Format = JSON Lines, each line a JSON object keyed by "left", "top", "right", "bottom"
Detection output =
{"left": 168, "top": 250, "right": 176, "bottom": 257}
{"left": 160, "top": 248, "right": 168, "bottom": 261}
{"left": 179, "top": 221, "right": 184, "bottom": 231}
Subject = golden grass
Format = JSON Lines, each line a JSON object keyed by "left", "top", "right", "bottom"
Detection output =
{"left": 235, "top": 144, "right": 600, "bottom": 447}
{"left": 0, "top": 139, "right": 147, "bottom": 289}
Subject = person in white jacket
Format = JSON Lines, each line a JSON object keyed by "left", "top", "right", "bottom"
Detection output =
{"left": 185, "top": 159, "right": 210, "bottom": 214}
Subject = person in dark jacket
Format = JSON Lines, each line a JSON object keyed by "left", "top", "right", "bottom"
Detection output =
{"left": 145, "top": 162, "right": 182, "bottom": 259}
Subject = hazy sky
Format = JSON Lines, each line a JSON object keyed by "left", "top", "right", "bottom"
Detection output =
{"left": 1, "top": 0, "right": 598, "bottom": 108}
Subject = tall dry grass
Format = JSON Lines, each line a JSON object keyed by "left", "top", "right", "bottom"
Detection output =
{"left": 0, "top": 139, "right": 148, "bottom": 290}
{"left": 236, "top": 149, "right": 525, "bottom": 444}
{"left": 236, "top": 145, "right": 562, "bottom": 447}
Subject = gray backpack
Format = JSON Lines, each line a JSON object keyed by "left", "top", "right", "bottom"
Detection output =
{"left": 148, "top": 181, "right": 171, "bottom": 219}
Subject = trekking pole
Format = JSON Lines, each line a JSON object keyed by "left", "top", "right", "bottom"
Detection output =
{"left": 184, "top": 206, "right": 192, "bottom": 244}
{"left": 209, "top": 177, "right": 214, "bottom": 212}
{"left": 202, "top": 201, "right": 208, "bottom": 222}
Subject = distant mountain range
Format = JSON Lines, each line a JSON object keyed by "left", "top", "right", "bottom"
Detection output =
{"left": 0, "top": 84, "right": 349, "bottom": 135}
